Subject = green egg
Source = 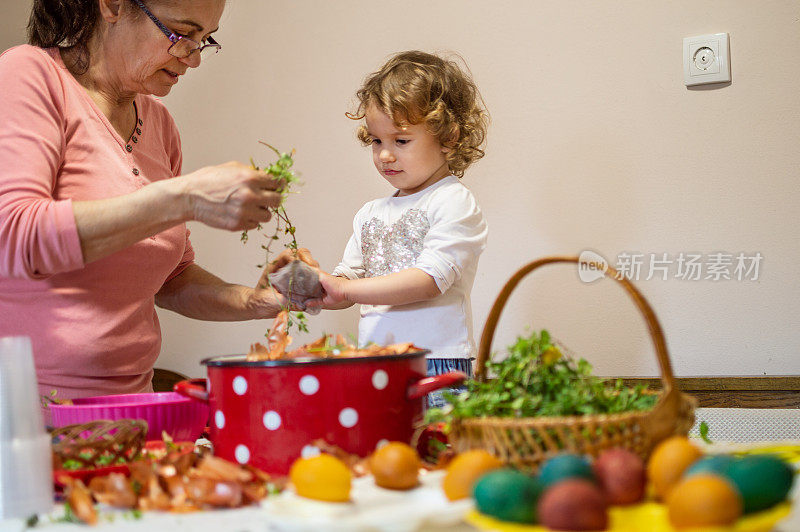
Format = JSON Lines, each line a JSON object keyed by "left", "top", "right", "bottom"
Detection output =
{"left": 722, "top": 455, "right": 795, "bottom": 513}
{"left": 684, "top": 454, "right": 736, "bottom": 478}
{"left": 537, "top": 454, "right": 594, "bottom": 489}
{"left": 473, "top": 468, "right": 544, "bottom": 523}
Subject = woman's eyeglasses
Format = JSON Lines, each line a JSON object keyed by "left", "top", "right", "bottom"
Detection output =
{"left": 132, "top": 0, "right": 221, "bottom": 59}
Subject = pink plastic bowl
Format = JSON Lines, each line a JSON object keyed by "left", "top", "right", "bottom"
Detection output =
{"left": 49, "top": 392, "right": 209, "bottom": 441}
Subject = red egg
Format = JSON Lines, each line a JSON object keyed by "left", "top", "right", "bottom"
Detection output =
{"left": 538, "top": 479, "right": 609, "bottom": 531}
{"left": 592, "top": 447, "right": 646, "bottom": 505}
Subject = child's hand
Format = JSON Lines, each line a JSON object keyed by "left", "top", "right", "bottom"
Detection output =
{"left": 318, "top": 272, "right": 352, "bottom": 309}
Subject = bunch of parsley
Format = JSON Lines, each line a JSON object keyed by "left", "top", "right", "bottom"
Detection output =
{"left": 426, "top": 329, "right": 657, "bottom": 424}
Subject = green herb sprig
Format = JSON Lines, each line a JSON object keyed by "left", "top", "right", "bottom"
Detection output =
{"left": 699, "top": 420, "right": 713, "bottom": 444}
{"left": 48, "top": 502, "right": 83, "bottom": 524}
{"left": 58, "top": 447, "right": 140, "bottom": 470}
{"left": 242, "top": 141, "right": 308, "bottom": 334}
{"left": 425, "top": 329, "right": 657, "bottom": 425}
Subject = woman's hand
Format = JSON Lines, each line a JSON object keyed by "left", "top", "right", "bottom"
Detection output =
{"left": 253, "top": 248, "right": 323, "bottom": 313}
{"left": 156, "top": 264, "right": 284, "bottom": 321}
{"left": 269, "top": 248, "right": 320, "bottom": 275}
{"left": 255, "top": 248, "right": 319, "bottom": 288}
{"left": 177, "top": 161, "right": 283, "bottom": 231}
{"left": 69, "top": 160, "right": 283, "bottom": 264}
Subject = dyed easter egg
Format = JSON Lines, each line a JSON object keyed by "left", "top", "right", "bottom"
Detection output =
{"left": 647, "top": 436, "right": 703, "bottom": 500}
{"left": 722, "top": 455, "right": 794, "bottom": 513}
{"left": 537, "top": 453, "right": 594, "bottom": 490}
{"left": 442, "top": 449, "right": 503, "bottom": 501}
{"left": 684, "top": 454, "right": 736, "bottom": 478}
{"left": 473, "top": 468, "right": 543, "bottom": 523}
{"left": 370, "top": 441, "right": 421, "bottom": 490}
{"left": 667, "top": 474, "right": 743, "bottom": 529}
{"left": 538, "top": 479, "right": 609, "bottom": 531}
{"left": 592, "top": 447, "right": 646, "bottom": 505}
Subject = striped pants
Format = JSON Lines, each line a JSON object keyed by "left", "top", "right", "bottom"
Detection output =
{"left": 425, "top": 358, "right": 473, "bottom": 409}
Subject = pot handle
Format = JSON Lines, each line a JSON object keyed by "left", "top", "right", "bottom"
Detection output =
{"left": 174, "top": 378, "right": 209, "bottom": 403}
{"left": 407, "top": 371, "right": 467, "bottom": 400}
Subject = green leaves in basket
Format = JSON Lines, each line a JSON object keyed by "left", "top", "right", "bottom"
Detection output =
{"left": 425, "top": 329, "right": 657, "bottom": 425}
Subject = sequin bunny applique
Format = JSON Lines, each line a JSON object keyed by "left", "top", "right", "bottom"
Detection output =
{"left": 361, "top": 208, "right": 430, "bottom": 277}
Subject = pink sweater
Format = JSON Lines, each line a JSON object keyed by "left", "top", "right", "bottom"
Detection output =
{"left": 0, "top": 45, "right": 194, "bottom": 400}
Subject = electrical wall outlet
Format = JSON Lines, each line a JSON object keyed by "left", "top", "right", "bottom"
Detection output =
{"left": 683, "top": 33, "right": 730, "bottom": 86}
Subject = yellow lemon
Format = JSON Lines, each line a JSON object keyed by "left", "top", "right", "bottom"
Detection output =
{"left": 289, "top": 453, "right": 352, "bottom": 502}
{"left": 370, "top": 441, "right": 421, "bottom": 490}
{"left": 443, "top": 449, "right": 504, "bottom": 501}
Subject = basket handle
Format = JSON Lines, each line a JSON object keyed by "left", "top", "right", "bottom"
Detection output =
{"left": 475, "top": 256, "right": 676, "bottom": 394}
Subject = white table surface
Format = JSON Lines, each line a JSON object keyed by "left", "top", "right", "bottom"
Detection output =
{"left": 5, "top": 441, "right": 799, "bottom": 532}
{"left": 5, "top": 470, "right": 475, "bottom": 532}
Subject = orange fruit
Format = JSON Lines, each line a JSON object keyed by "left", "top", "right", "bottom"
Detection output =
{"left": 442, "top": 449, "right": 504, "bottom": 501}
{"left": 289, "top": 453, "right": 352, "bottom": 502}
{"left": 647, "top": 436, "right": 703, "bottom": 500}
{"left": 667, "top": 474, "right": 743, "bottom": 529}
{"left": 370, "top": 441, "right": 421, "bottom": 490}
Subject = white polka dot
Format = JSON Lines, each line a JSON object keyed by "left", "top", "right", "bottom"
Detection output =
{"left": 232, "top": 376, "right": 248, "bottom": 395}
{"left": 372, "top": 369, "right": 389, "bottom": 390}
{"left": 376, "top": 439, "right": 389, "bottom": 449}
{"left": 235, "top": 444, "right": 250, "bottom": 464}
{"left": 299, "top": 375, "right": 319, "bottom": 395}
{"left": 339, "top": 407, "right": 358, "bottom": 428}
{"left": 301, "top": 445, "right": 320, "bottom": 459}
{"left": 263, "top": 410, "right": 281, "bottom": 430}
{"left": 215, "top": 410, "right": 225, "bottom": 429}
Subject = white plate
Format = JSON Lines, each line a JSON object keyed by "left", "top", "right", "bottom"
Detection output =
{"left": 261, "top": 469, "right": 472, "bottom": 532}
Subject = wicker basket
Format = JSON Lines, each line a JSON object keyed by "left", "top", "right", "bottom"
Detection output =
{"left": 51, "top": 419, "right": 148, "bottom": 470}
{"left": 449, "top": 256, "right": 696, "bottom": 469}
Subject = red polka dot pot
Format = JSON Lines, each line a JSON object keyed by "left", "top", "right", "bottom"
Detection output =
{"left": 174, "top": 351, "right": 465, "bottom": 475}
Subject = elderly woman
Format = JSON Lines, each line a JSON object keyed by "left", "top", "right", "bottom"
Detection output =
{"left": 0, "top": 0, "right": 310, "bottom": 401}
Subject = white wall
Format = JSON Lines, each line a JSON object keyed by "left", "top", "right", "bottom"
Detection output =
{"left": 3, "top": 1, "right": 799, "bottom": 381}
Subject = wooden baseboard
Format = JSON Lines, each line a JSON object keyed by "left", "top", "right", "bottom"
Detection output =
{"left": 616, "top": 376, "right": 800, "bottom": 408}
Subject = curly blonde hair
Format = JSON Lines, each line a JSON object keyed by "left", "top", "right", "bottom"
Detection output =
{"left": 347, "top": 51, "right": 489, "bottom": 178}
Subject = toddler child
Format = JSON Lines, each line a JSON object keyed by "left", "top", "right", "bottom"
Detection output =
{"left": 319, "top": 50, "right": 489, "bottom": 407}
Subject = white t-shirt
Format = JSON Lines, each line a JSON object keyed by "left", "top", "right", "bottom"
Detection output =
{"left": 333, "top": 176, "right": 488, "bottom": 358}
